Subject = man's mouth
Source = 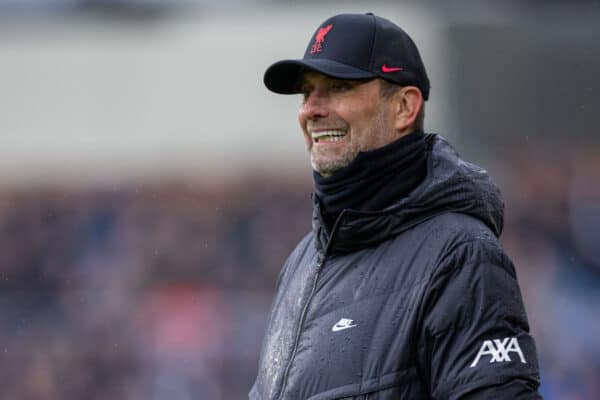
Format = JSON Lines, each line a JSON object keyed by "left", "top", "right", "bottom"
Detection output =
{"left": 311, "top": 129, "right": 348, "bottom": 143}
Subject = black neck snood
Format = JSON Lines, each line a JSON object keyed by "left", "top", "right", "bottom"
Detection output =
{"left": 313, "top": 131, "right": 427, "bottom": 225}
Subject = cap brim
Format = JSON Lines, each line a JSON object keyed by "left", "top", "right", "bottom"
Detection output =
{"left": 264, "top": 59, "right": 376, "bottom": 94}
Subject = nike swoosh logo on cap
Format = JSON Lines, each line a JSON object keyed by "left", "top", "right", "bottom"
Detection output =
{"left": 381, "top": 64, "right": 403, "bottom": 73}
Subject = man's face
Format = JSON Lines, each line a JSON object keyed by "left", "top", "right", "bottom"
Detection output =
{"left": 298, "top": 72, "right": 397, "bottom": 176}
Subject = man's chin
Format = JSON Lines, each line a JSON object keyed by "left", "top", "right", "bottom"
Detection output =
{"left": 311, "top": 159, "right": 350, "bottom": 177}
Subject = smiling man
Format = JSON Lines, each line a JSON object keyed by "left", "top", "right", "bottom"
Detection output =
{"left": 250, "top": 13, "right": 542, "bottom": 400}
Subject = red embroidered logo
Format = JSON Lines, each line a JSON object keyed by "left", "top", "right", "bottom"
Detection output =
{"left": 381, "top": 64, "right": 403, "bottom": 73}
{"left": 310, "top": 24, "right": 333, "bottom": 54}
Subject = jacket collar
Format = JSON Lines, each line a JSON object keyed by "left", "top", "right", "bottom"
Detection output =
{"left": 311, "top": 134, "right": 504, "bottom": 254}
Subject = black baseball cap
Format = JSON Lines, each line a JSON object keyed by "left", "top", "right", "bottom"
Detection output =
{"left": 264, "top": 13, "right": 430, "bottom": 100}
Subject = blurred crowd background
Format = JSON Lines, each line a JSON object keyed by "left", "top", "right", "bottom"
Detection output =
{"left": 1, "top": 1, "right": 599, "bottom": 399}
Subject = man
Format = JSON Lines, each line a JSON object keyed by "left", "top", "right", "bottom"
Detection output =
{"left": 251, "top": 13, "right": 542, "bottom": 399}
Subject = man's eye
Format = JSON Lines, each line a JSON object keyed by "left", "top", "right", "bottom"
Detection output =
{"left": 300, "top": 87, "right": 312, "bottom": 101}
{"left": 330, "top": 82, "right": 352, "bottom": 93}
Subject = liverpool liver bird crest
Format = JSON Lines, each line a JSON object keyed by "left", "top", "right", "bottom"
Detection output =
{"left": 310, "top": 24, "right": 333, "bottom": 54}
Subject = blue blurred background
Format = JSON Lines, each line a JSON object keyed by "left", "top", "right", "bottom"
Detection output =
{"left": 1, "top": 1, "right": 599, "bottom": 399}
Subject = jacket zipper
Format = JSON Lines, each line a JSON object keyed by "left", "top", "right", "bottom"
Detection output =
{"left": 275, "top": 254, "right": 324, "bottom": 400}
{"left": 275, "top": 212, "right": 345, "bottom": 400}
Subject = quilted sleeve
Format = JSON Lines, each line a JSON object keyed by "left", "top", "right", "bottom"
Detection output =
{"left": 418, "top": 239, "right": 542, "bottom": 400}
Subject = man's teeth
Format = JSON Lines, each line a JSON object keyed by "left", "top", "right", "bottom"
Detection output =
{"left": 312, "top": 130, "right": 347, "bottom": 142}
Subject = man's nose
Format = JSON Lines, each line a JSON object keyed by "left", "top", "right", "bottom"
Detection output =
{"left": 300, "top": 91, "right": 329, "bottom": 120}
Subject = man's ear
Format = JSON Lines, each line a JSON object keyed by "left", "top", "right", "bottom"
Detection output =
{"left": 393, "top": 86, "right": 423, "bottom": 133}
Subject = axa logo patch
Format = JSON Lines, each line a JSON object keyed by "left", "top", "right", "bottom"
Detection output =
{"left": 470, "top": 337, "right": 526, "bottom": 368}
{"left": 310, "top": 24, "right": 333, "bottom": 54}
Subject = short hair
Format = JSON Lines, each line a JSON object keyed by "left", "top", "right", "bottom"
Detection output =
{"left": 379, "top": 79, "right": 425, "bottom": 132}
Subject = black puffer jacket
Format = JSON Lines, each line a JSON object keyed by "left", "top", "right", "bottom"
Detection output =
{"left": 250, "top": 135, "right": 541, "bottom": 400}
